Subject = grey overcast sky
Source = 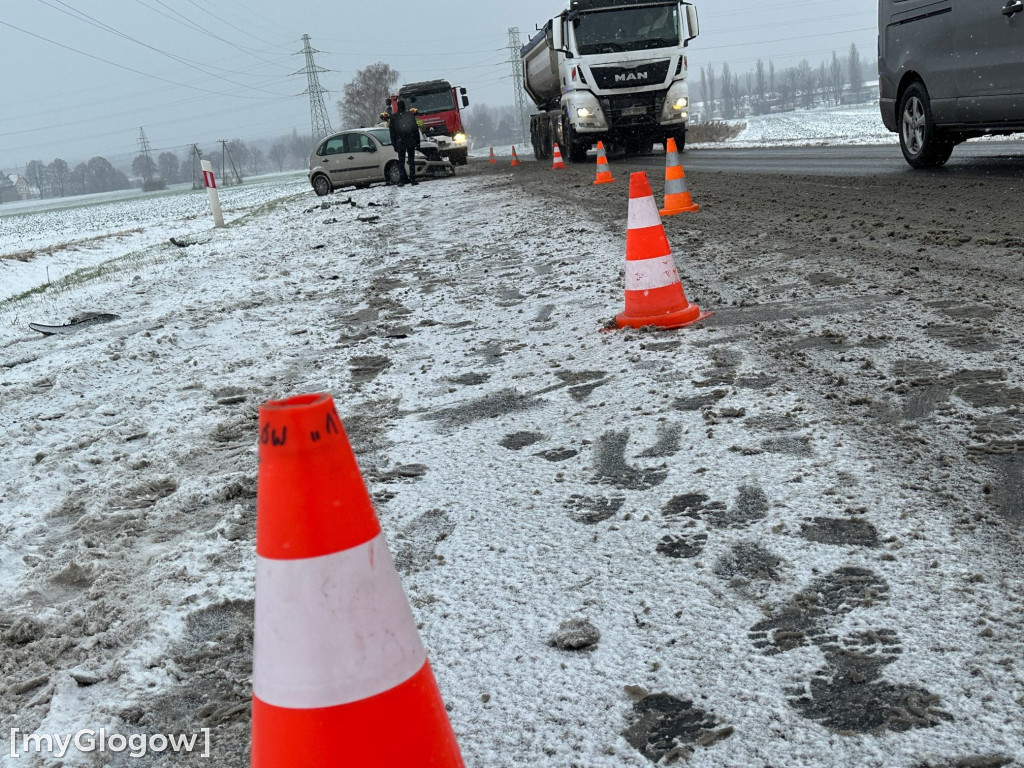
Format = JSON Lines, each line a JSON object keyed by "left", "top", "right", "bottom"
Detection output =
{"left": 0, "top": 0, "right": 877, "bottom": 171}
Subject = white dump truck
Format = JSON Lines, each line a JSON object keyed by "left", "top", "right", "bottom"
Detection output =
{"left": 522, "top": 0, "right": 699, "bottom": 162}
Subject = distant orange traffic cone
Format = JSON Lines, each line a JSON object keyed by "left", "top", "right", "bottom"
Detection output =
{"left": 659, "top": 137, "right": 699, "bottom": 215}
{"left": 615, "top": 172, "right": 711, "bottom": 330}
{"left": 552, "top": 143, "right": 566, "bottom": 170}
{"left": 488, "top": 147, "right": 496, "bottom": 164}
{"left": 593, "top": 141, "right": 615, "bottom": 185}
{"left": 510, "top": 146, "right": 520, "bottom": 167}
{"left": 251, "top": 393, "right": 464, "bottom": 768}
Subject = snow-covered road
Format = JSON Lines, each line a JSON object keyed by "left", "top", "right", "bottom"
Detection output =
{"left": 0, "top": 161, "right": 1021, "bottom": 767}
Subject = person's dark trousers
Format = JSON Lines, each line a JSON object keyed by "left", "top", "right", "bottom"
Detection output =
{"left": 398, "top": 147, "right": 417, "bottom": 184}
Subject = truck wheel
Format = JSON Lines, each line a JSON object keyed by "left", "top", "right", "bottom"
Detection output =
{"left": 562, "top": 116, "right": 590, "bottom": 163}
{"left": 898, "top": 82, "right": 954, "bottom": 168}
{"left": 453, "top": 149, "right": 468, "bottom": 166}
{"left": 312, "top": 174, "right": 331, "bottom": 197}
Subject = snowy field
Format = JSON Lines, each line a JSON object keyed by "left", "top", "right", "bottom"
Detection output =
{"left": 0, "top": 173, "right": 307, "bottom": 306}
{"left": 1, "top": 129, "right": 1022, "bottom": 767}
{"left": 701, "top": 102, "right": 896, "bottom": 148}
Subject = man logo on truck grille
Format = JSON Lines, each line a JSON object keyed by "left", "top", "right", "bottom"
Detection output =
{"left": 615, "top": 72, "right": 649, "bottom": 82}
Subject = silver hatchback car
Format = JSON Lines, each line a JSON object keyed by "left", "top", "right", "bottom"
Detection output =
{"left": 307, "top": 127, "right": 448, "bottom": 195}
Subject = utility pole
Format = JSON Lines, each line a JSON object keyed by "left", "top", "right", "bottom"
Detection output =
{"left": 507, "top": 27, "right": 529, "bottom": 146}
{"left": 295, "top": 34, "right": 333, "bottom": 141}
{"left": 219, "top": 139, "right": 244, "bottom": 186}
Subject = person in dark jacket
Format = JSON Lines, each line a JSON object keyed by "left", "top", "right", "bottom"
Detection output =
{"left": 388, "top": 100, "right": 421, "bottom": 186}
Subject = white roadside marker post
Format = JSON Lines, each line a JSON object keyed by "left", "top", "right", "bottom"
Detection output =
{"left": 200, "top": 159, "right": 226, "bottom": 228}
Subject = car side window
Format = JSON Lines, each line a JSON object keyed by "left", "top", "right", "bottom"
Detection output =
{"left": 354, "top": 134, "right": 377, "bottom": 153}
{"left": 320, "top": 137, "right": 345, "bottom": 156}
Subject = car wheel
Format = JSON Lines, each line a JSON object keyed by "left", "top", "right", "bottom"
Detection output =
{"left": 385, "top": 161, "right": 402, "bottom": 186}
{"left": 312, "top": 174, "right": 331, "bottom": 197}
{"left": 898, "top": 82, "right": 954, "bottom": 169}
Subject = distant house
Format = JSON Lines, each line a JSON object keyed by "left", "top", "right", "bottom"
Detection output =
{"left": 842, "top": 79, "right": 879, "bottom": 105}
{"left": 12, "top": 175, "right": 30, "bottom": 198}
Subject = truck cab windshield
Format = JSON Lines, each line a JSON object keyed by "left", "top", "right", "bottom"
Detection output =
{"left": 403, "top": 90, "right": 455, "bottom": 115}
{"left": 573, "top": 6, "right": 680, "bottom": 55}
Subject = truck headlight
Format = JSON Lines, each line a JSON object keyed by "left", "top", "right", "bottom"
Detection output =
{"left": 672, "top": 97, "right": 689, "bottom": 111}
{"left": 576, "top": 107, "right": 595, "bottom": 118}
{"left": 453, "top": 133, "right": 467, "bottom": 144}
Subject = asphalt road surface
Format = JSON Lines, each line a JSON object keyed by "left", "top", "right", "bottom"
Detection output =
{"left": 629, "top": 140, "right": 1024, "bottom": 178}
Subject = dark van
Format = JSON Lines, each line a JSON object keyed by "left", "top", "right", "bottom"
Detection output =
{"left": 878, "top": 0, "right": 1024, "bottom": 167}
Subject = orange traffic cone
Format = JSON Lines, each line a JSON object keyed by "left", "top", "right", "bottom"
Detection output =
{"left": 552, "top": 143, "right": 566, "bottom": 170}
{"left": 659, "top": 137, "right": 699, "bottom": 215}
{"left": 510, "top": 146, "right": 520, "bottom": 167}
{"left": 615, "top": 172, "right": 711, "bottom": 330}
{"left": 251, "top": 393, "right": 464, "bottom": 768}
{"left": 593, "top": 141, "right": 615, "bottom": 185}
{"left": 488, "top": 147, "right": 496, "bottom": 164}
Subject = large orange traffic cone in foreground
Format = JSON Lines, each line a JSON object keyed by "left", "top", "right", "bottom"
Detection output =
{"left": 552, "top": 143, "right": 566, "bottom": 170}
{"left": 593, "top": 141, "right": 615, "bottom": 185}
{"left": 615, "top": 172, "right": 711, "bottom": 330}
{"left": 510, "top": 146, "right": 520, "bottom": 167}
{"left": 659, "top": 137, "right": 700, "bottom": 215}
{"left": 488, "top": 147, "right": 496, "bottom": 164}
{"left": 251, "top": 393, "right": 464, "bottom": 768}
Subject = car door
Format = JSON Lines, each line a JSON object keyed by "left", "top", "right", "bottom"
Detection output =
{"left": 314, "top": 135, "right": 351, "bottom": 189}
{"left": 345, "top": 133, "right": 383, "bottom": 184}
{"left": 954, "top": 0, "right": 1024, "bottom": 122}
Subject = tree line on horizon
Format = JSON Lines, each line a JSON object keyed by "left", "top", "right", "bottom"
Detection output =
{"left": 2, "top": 130, "right": 318, "bottom": 203}
{"left": 696, "top": 43, "right": 871, "bottom": 120}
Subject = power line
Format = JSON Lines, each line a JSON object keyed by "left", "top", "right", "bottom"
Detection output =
{"left": 0, "top": 17, "right": 281, "bottom": 101}
{"left": 33, "top": 0, "right": 291, "bottom": 96}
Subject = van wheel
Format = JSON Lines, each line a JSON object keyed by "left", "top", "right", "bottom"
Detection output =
{"left": 312, "top": 175, "right": 332, "bottom": 197}
{"left": 898, "top": 82, "right": 954, "bottom": 168}
{"left": 385, "top": 161, "right": 402, "bottom": 186}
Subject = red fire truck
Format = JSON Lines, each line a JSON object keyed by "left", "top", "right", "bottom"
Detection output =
{"left": 388, "top": 80, "right": 470, "bottom": 166}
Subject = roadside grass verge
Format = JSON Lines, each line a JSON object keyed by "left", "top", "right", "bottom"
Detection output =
{"left": 688, "top": 120, "right": 746, "bottom": 143}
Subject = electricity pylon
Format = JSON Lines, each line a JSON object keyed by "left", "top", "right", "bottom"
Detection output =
{"left": 507, "top": 27, "right": 529, "bottom": 146}
{"left": 137, "top": 127, "right": 155, "bottom": 187}
{"left": 296, "top": 34, "right": 333, "bottom": 140}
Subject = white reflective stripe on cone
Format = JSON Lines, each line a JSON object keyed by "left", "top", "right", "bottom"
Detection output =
{"left": 627, "top": 196, "right": 663, "bottom": 230}
{"left": 624, "top": 255, "right": 680, "bottom": 291}
{"left": 254, "top": 532, "right": 426, "bottom": 710}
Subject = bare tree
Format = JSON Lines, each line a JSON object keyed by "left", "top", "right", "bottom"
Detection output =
{"left": 705, "top": 64, "right": 716, "bottom": 119}
{"left": 755, "top": 59, "right": 766, "bottom": 103}
{"left": 339, "top": 62, "right": 399, "bottom": 129}
{"left": 769, "top": 60, "right": 776, "bottom": 97}
{"left": 25, "top": 160, "right": 45, "bottom": 198}
{"left": 700, "top": 68, "right": 709, "bottom": 120}
{"left": 848, "top": 43, "right": 863, "bottom": 94}
{"left": 795, "top": 59, "right": 815, "bottom": 107}
{"left": 268, "top": 141, "right": 288, "bottom": 172}
{"left": 829, "top": 52, "right": 844, "bottom": 105}
{"left": 721, "top": 62, "right": 736, "bottom": 119}
{"left": 132, "top": 153, "right": 158, "bottom": 188}
{"left": 49, "top": 158, "right": 69, "bottom": 197}
{"left": 157, "top": 152, "right": 180, "bottom": 184}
